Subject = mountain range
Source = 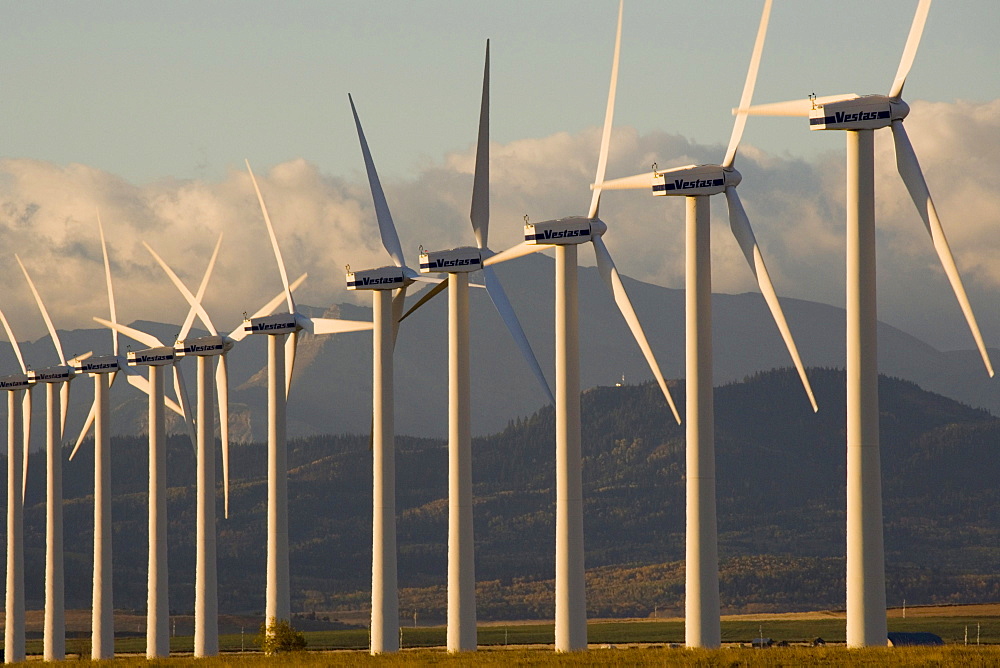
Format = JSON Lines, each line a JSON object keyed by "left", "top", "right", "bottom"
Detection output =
{"left": 6, "top": 367, "right": 999, "bottom": 620}
{"left": 1, "top": 253, "right": 997, "bottom": 443}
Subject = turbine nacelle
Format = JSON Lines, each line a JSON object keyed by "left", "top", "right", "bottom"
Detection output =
{"left": 73, "top": 355, "right": 120, "bottom": 374}
{"left": 418, "top": 246, "right": 483, "bottom": 274}
{"left": 0, "top": 373, "right": 31, "bottom": 390}
{"left": 524, "top": 217, "right": 595, "bottom": 245}
{"left": 809, "top": 95, "right": 909, "bottom": 131}
{"left": 29, "top": 366, "right": 74, "bottom": 383}
{"left": 346, "top": 265, "right": 407, "bottom": 290}
{"left": 244, "top": 313, "right": 298, "bottom": 336}
{"left": 127, "top": 347, "right": 176, "bottom": 367}
{"left": 174, "top": 335, "right": 232, "bottom": 357}
{"left": 652, "top": 164, "right": 740, "bottom": 197}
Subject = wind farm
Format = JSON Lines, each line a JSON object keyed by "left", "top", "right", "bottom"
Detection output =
{"left": 3, "top": 0, "right": 1000, "bottom": 662}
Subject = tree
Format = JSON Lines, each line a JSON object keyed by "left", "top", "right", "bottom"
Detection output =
{"left": 255, "top": 617, "right": 307, "bottom": 654}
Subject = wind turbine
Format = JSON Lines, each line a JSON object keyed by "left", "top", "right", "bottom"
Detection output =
{"left": 64, "top": 214, "right": 125, "bottom": 660}
{"left": 743, "top": 0, "right": 993, "bottom": 647}
{"left": 346, "top": 92, "right": 426, "bottom": 654}
{"left": 243, "top": 160, "right": 373, "bottom": 629}
{"left": 599, "top": 0, "right": 819, "bottom": 648}
{"left": 94, "top": 290, "right": 202, "bottom": 658}
{"left": 0, "top": 306, "right": 31, "bottom": 664}
{"left": 482, "top": 2, "right": 682, "bottom": 651}
{"left": 410, "top": 41, "right": 555, "bottom": 653}
{"left": 16, "top": 255, "right": 92, "bottom": 662}
{"left": 145, "top": 237, "right": 306, "bottom": 657}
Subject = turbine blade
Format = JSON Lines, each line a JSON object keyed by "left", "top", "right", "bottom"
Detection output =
{"left": 725, "top": 186, "right": 818, "bottom": 410}
{"left": 399, "top": 279, "right": 448, "bottom": 322}
{"left": 17, "top": 255, "right": 66, "bottom": 365}
{"left": 599, "top": 171, "right": 656, "bottom": 191}
{"left": 93, "top": 317, "right": 164, "bottom": 349}
{"left": 216, "top": 354, "right": 230, "bottom": 518}
{"left": 891, "top": 121, "right": 994, "bottom": 376}
{"left": 471, "top": 41, "right": 491, "bottom": 248}
{"left": 173, "top": 364, "right": 198, "bottom": 452}
{"left": 228, "top": 273, "right": 307, "bottom": 341}
{"left": 348, "top": 95, "right": 406, "bottom": 268}
{"left": 246, "top": 160, "right": 295, "bottom": 313}
{"left": 60, "top": 381, "right": 70, "bottom": 438}
{"left": 144, "top": 237, "right": 220, "bottom": 337}
{"left": 21, "top": 390, "right": 31, "bottom": 502}
{"left": 123, "top": 369, "right": 184, "bottom": 415}
{"left": 740, "top": 93, "right": 859, "bottom": 117}
{"left": 97, "top": 211, "right": 120, "bottom": 357}
{"left": 307, "top": 317, "right": 375, "bottom": 336}
{"left": 889, "top": 0, "right": 932, "bottom": 99}
{"left": 588, "top": 0, "right": 624, "bottom": 220}
{"left": 482, "top": 241, "right": 551, "bottom": 267}
{"left": 0, "top": 304, "right": 28, "bottom": 373}
{"left": 391, "top": 286, "right": 407, "bottom": 349}
{"left": 722, "top": 0, "right": 772, "bottom": 169}
{"left": 592, "top": 236, "right": 681, "bottom": 424}
{"left": 483, "top": 265, "right": 554, "bottom": 404}
{"left": 69, "top": 398, "right": 97, "bottom": 461}
{"left": 284, "top": 332, "right": 297, "bottom": 399}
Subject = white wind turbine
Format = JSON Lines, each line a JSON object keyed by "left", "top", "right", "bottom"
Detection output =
{"left": 743, "top": 0, "right": 993, "bottom": 647}
{"left": 482, "top": 1, "right": 682, "bottom": 651}
{"left": 0, "top": 306, "right": 31, "bottom": 664}
{"left": 94, "top": 279, "right": 203, "bottom": 658}
{"left": 346, "top": 93, "right": 428, "bottom": 655}
{"left": 16, "top": 255, "right": 93, "bottom": 662}
{"left": 409, "top": 41, "right": 555, "bottom": 653}
{"left": 599, "top": 0, "right": 820, "bottom": 648}
{"left": 243, "top": 160, "right": 373, "bottom": 628}
{"left": 145, "top": 236, "right": 306, "bottom": 657}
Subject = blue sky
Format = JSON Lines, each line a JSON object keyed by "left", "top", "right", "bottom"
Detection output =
{"left": 4, "top": 1, "right": 998, "bottom": 184}
{"left": 2, "top": 1, "right": 999, "bottom": 360}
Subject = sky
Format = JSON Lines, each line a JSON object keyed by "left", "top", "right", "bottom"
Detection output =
{"left": 2, "top": 1, "right": 1000, "bottom": 363}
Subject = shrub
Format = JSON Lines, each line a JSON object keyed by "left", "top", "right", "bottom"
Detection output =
{"left": 255, "top": 617, "right": 307, "bottom": 654}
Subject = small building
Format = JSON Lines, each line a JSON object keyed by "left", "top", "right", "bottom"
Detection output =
{"left": 887, "top": 632, "right": 944, "bottom": 647}
{"left": 751, "top": 637, "right": 773, "bottom": 648}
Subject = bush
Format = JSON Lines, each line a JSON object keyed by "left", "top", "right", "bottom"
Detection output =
{"left": 255, "top": 617, "right": 307, "bottom": 654}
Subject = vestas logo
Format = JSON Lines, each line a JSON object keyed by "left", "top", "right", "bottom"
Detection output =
{"left": 811, "top": 109, "right": 890, "bottom": 126}
{"left": 656, "top": 177, "right": 725, "bottom": 193}
{"left": 80, "top": 362, "right": 118, "bottom": 371}
{"left": 248, "top": 321, "right": 294, "bottom": 332}
{"left": 527, "top": 228, "right": 589, "bottom": 241}
{"left": 184, "top": 343, "right": 223, "bottom": 353}
{"left": 133, "top": 354, "right": 173, "bottom": 363}
{"left": 349, "top": 276, "right": 403, "bottom": 287}
{"left": 420, "top": 258, "right": 481, "bottom": 269}
{"left": 33, "top": 371, "right": 69, "bottom": 381}
{"left": 0, "top": 379, "right": 28, "bottom": 389}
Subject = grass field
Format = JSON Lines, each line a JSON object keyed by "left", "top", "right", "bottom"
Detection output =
{"left": 8, "top": 603, "right": 1000, "bottom": 663}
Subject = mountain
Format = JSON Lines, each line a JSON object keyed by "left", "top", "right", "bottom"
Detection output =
{"left": 2, "top": 253, "right": 997, "bottom": 442}
{"left": 6, "top": 368, "right": 1000, "bottom": 619}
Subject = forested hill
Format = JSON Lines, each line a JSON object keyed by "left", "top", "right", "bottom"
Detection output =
{"left": 6, "top": 367, "right": 1000, "bottom": 620}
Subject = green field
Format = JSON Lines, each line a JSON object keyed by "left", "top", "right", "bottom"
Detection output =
{"left": 16, "top": 610, "right": 999, "bottom": 662}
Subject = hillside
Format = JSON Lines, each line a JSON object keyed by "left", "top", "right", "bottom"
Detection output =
{"left": 4, "top": 367, "right": 1000, "bottom": 620}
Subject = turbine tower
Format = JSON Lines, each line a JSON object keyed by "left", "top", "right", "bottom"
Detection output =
{"left": 347, "top": 92, "right": 432, "bottom": 654}
{"left": 484, "top": 2, "right": 682, "bottom": 650}
{"left": 412, "top": 41, "right": 554, "bottom": 653}
{"left": 145, "top": 237, "right": 305, "bottom": 656}
{"left": 600, "top": 0, "right": 820, "bottom": 647}
{"left": 244, "top": 161, "right": 373, "bottom": 629}
{"left": 743, "top": 0, "right": 993, "bottom": 646}
{"left": 95, "top": 303, "right": 201, "bottom": 658}
{"left": 17, "top": 255, "right": 92, "bottom": 662}
{"left": 66, "top": 214, "right": 123, "bottom": 660}
{"left": 0, "top": 307, "right": 31, "bottom": 665}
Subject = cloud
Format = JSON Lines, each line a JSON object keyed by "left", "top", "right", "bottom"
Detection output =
{"left": 1, "top": 98, "right": 998, "bottom": 351}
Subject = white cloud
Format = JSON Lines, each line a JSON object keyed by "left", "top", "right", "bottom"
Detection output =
{"left": 1, "top": 98, "right": 997, "bottom": 350}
